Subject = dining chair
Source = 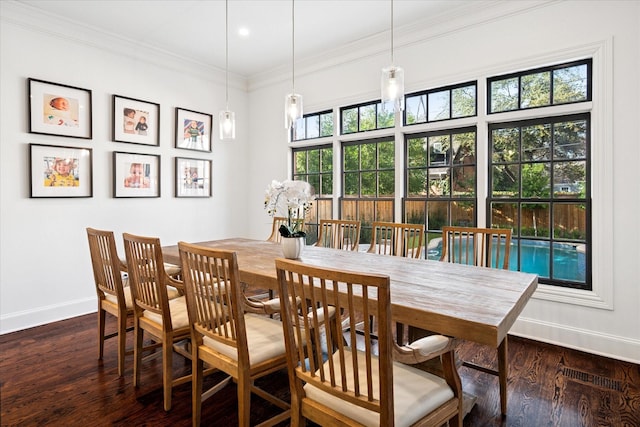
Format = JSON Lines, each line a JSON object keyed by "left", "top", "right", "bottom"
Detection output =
{"left": 178, "top": 241, "right": 291, "bottom": 427}
{"left": 87, "top": 227, "right": 134, "bottom": 377}
{"left": 123, "top": 232, "right": 194, "bottom": 412}
{"left": 367, "top": 221, "right": 425, "bottom": 258}
{"left": 366, "top": 221, "right": 425, "bottom": 342}
{"left": 315, "top": 218, "right": 361, "bottom": 251}
{"left": 416, "top": 225, "right": 512, "bottom": 414}
{"left": 275, "top": 258, "right": 463, "bottom": 427}
{"left": 266, "top": 216, "right": 305, "bottom": 243}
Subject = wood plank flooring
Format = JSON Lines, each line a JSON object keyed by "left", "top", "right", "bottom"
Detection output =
{"left": 1, "top": 313, "right": 638, "bottom": 426}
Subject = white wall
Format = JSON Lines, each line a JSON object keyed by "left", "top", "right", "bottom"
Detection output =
{"left": 246, "top": 1, "right": 640, "bottom": 363}
{"left": 0, "top": 3, "right": 251, "bottom": 332}
{"left": 1, "top": 1, "right": 638, "bottom": 363}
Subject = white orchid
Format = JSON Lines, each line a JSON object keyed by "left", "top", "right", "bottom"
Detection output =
{"left": 264, "top": 179, "right": 315, "bottom": 237}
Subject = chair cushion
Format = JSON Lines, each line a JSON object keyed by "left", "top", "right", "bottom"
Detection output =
{"left": 202, "top": 313, "right": 286, "bottom": 365}
{"left": 407, "top": 334, "right": 450, "bottom": 356}
{"left": 142, "top": 296, "right": 190, "bottom": 329}
{"left": 164, "top": 263, "right": 182, "bottom": 277}
{"left": 166, "top": 286, "right": 182, "bottom": 300}
{"left": 104, "top": 285, "right": 133, "bottom": 309}
{"left": 303, "top": 349, "right": 454, "bottom": 427}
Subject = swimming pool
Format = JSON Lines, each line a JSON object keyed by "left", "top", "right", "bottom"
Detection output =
{"left": 426, "top": 238, "right": 586, "bottom": 283}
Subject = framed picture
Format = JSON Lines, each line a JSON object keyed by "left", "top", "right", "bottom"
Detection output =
{"left": 175, "top": 108, "right": 212, "bottom": 152}
{"left": 113, "top": 95, "right": 160, "bottom": 146}
{"left": 113, "top": 151, "right": 160, "bottom": 198}
{"left": 28, "top": 78, "right": 92, "bottom": 139}
{"left": 29, "top": 143, "right": 93, "bottom": 198}
{"left": 175, "top": 157, "right": 212, "bottom": 198}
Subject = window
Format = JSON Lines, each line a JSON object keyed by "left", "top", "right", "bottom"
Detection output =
{"left": 292, "top": 110, "right": 333, "bottom": 142}
{"left": 341, "top": 138, "right": 395, "bottom": 245}
{"left": 340, "top": 100, "right": 394, "bottom": 134}
{"left": 290, "top": 55, "right": 595, "bottom": 294}
{"left": 292, "top": 145, "right": 333, "bottom": 243}
{"left": 488, "top": 59, "right": 591, "bottom": 114}
{"left": 405, "top": 81, "right": 477, "bottom": 125}
{"left": 404, "top": 128, "right": 477, "bottom": 256}
{"left": 489, "top": 115, "right": 590, "bottom": 289}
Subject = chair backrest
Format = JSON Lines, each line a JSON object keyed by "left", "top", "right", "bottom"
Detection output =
{"left": 87, "top": 227, "right": 127, "bottom": 305}
{"left": 122, "top": 233, "right": 173, "bottom": 330}
{"left": 275, "top": 259, "right": 394, "bottom": 425}
{"left": 267, "top": 216, "right": 305, "bottom": 243}
{"left": 315, "top": 219, "right": 361, "bottom": 251}
{"left": 178, "top": 242, "right": 249, "bottom": 363}
{"left": 367, "top": 221, "right": 425, "bottom": 259}
{"left": 440, "top": 226, "right": 512, "bottom": 269}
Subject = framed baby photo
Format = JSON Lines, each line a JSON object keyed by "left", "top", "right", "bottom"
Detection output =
{"left": 113, "top": 95, "right": 160, "bottom": 146}
{"left": 29, "top": 143, "right": 93, "bottom": 198}
{"left": 28, "top": 78, "right": 92, "bottom": 139}
{"left": 175, "top": 157, "right": 212, "bottom": 198}
{"left": 175, "top": 108, "right": 212, "bottom": 152}
{"left": 113, "top": 151, "right": 161, "bottom": 198}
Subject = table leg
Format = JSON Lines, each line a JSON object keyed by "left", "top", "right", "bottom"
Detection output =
{"left": 498, "top": 337, "right": 508, "bottom": 416}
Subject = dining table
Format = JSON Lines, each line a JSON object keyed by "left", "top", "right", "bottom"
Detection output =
{"left": 162, "top": 237, "right": 538, "bottom": 417}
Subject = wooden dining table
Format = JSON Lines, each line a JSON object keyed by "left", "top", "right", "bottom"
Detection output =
{"left": 162, "top": 237, "right": 538, "bottom": 416}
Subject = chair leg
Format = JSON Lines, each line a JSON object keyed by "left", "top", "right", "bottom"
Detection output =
{"left": 98, "top": 306, "right": 106, "bottom": 360}
{"left": 133, "top": 324, "right": 143, "bottom": 387}
{"left": 163, "top": 336, "right": 173, "bottom": 411}
{"left": 192, "top": 348, "right": 203, "bottom": 427}
{"left": 395, "top": 322, "right": 404, "bottom": 346}
{"left": 116, "top": 314, "right": 127, "bottom": 377}
{"left": 498, "top": 337, "right": 508, "bottom": 416}
{"left": 237, "top": 375, "right": 251, "bottom": 427}
{"left": 290, "top": 399, "right": 305, "bottom": 427}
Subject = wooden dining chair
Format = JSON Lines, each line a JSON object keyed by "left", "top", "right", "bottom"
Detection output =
{"left": 367, "top": 221, "right": 425, "bottom": 258}
{"left": 275, "top": 259, "right": 463, "bottom": 427}
{"left": 266, "top": 216, "right": 305, "bottom": 243}
{"left": 435, "top": 225, "right": 513, "bottom": 414}
{"left": 87, "top": 227, "right": 134, "bottom": 377}
{"left": 440, "top": 226, "right": 512, "bottom": 269}
{"left": 315, "top": 218, "right": 361, "bottom": 251}
{"left": 365, "top": 221, "right": 425, "bottom": 341}
{"left": 123, "top": 232, "right": 193, "bottom": 412}
{"left": 178, "top": 241, "right": 291, "bottom": 427}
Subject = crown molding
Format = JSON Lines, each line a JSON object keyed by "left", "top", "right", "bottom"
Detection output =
{"left": 247, "top": 0, "right": 557, "bottom": 91}
{"left": 0, "top": 0, "right": 248, "bottom": 91}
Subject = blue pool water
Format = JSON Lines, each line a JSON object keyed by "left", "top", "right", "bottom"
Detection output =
{"left": 426, "top": 238, "right": 586, "bottom": 283}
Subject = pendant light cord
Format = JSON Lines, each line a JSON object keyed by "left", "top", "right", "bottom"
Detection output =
{"left": 225, "top": 0, "right": 229, "bottom": 109}
{"left": 292, "top": 0, "right": 295, "bottom": 93}
{"left": 390, "top": 0, "right": 394, "bottom": 65}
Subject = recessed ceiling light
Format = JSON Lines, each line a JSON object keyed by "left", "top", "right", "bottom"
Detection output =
{"left": 238, "top": 27, "right": 250, "bottom": 37}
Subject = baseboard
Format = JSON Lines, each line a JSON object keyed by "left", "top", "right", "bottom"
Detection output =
{"left": 512, "top": 317, "right": 640, "bottom": 364}
{"left": 2, "top": 302, "right": 638, "bottom": 365}
{"left": 0, "top": 297, "right": 96, "bottom": 335}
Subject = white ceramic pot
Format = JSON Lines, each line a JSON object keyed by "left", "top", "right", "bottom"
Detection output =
{"left": 281, "top": 236, "right": 305, "bottom": 259}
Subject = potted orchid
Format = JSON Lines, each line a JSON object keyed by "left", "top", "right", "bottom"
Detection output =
{"left": 264, "top": 179, "right": 315, "bottom": 237}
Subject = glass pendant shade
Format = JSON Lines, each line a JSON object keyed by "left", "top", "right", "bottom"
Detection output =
{"left": 219, "top": 110, "right": 235, "bottom": 140}
{"left": 381, "top": 65, "right": 405, "bottom": 111}
{"left": 285, "top": 93, "right": 303, "bottom": 129}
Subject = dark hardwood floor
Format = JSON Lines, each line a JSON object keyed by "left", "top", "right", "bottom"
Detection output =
{"left": 1, "top": 313, "right": 638, "bottom": 426}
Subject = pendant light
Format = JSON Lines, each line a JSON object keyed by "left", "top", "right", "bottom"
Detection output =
{"left": 284, "top": 0, "right": 303, "bottom": 129}
{"left": 219, "top": 0, "right": 235, "bottom": 140}
{"left": 381, "top": 0, "right": 404, "bottom": 112}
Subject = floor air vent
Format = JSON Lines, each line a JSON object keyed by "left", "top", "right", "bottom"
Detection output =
{"left": 562, "top": 367, "right": 623, "bottom": 392}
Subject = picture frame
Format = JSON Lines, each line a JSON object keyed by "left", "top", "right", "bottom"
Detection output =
{"left": 29, "top": 143, "right": 93, "bottom": 198}
{"left": 112, "top": 95, "right": 160, "bottom": 146}
{"left": 175, "top": 108, "right": 212, "bottom": 152}
{"left": 113, "top": 151, "right": 161, "bottom": 198}
{"left": 175, "top": 157, "right": 212, "bottom": 198}
{"left": 28, "top": 78, "right": 92, "bottom": 139}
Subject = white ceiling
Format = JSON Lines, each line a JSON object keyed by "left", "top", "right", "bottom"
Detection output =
{"left": 15, "top": 0, "right": 484, "bottom": 79}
